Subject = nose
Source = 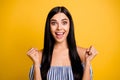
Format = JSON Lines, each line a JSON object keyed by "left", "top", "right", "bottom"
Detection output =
{"left": 57, "top": 23, "right": 62, "bottom": 30}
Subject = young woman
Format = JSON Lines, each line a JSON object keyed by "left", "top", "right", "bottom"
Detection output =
{"left": 27, "top": 6, "right": 98, "bottom": 80}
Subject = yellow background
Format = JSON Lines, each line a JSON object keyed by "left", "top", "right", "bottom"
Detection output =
{"left": 0, "top": 0, "right": 120, "bottom": 80}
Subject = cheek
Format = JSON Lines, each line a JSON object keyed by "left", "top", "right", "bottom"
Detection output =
{"left": 65, "top": 24, "right": 70, "bottom": 32}
{"left": 50, "top": 25, "right": 56, "bottom": 34}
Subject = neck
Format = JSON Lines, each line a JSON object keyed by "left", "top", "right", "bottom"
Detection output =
{"left": 54, "top": 40, "right": 68, "bottom": 50}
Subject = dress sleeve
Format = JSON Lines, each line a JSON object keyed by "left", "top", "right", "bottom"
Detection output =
{"left": 29, "top": 65, "right": 34, "bottom": 80}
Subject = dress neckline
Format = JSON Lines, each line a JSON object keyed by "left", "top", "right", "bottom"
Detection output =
{"left": 50, "top": 66, "right": 71, "bottom": 68}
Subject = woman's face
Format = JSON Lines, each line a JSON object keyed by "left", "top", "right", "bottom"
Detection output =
{"left": 50, "top": 12, "right": 70, "bottom": 43}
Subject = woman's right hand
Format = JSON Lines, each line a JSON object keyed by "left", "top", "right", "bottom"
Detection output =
{"left": 27, "top": 48, "right": 42, "bottom": 80}
{"left": 27, "top": 48, "right": 41, "bottom": 65}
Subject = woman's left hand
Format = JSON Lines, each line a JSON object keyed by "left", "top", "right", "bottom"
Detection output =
{"left": 85, "top": 46, "right": 98, "bottom": 64}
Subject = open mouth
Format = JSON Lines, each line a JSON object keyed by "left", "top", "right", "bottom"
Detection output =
{"left": 55, "top": 32, "right": 65, "bottom": 39}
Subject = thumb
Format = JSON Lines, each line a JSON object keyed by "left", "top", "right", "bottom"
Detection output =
{"left": 86, "top": 48, "right": 89, "bottom": 53}
{"left": 86, "top": 45, "right": 92, "bottom": 55}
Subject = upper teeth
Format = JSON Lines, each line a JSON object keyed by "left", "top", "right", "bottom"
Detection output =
{"left": 56, "top": 32, "right": 64, "bottom": 35}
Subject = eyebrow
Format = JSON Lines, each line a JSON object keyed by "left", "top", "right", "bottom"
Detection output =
{"left": 50, "top": 18, "right": 68, "bottom": 21}
{"left": 50, "top": 19, "right": 56, "bottom": 21}
{"left": 61, "top": 18, "right": 68, "bottom": 21}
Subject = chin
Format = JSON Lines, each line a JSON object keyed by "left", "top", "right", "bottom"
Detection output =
{"left": 55, "top": 38, "right": 66, "bottom": 43}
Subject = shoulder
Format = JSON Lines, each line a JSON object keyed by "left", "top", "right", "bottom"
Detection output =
{"left": 77, "top": 46, "right": 87, "bottom": 63}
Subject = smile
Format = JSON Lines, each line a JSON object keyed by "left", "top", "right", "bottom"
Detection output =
{"left": 55, "top": 32, "right": 65, "bottom": 39}
{"left": 55, "top": 32, "right": 64, "bottom": 35}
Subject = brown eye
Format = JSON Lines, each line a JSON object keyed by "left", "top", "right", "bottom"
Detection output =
{"left": 51, "top": 22, "right": 56, "bottom": 25}
{"left": 62, "top": 21, "right": 67, "bottom": 25}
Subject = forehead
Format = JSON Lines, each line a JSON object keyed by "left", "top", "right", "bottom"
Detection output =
{"left": 51, "top": 12, "right": 69, "bottom": 20}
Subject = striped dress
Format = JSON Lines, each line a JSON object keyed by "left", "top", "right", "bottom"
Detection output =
{"left": 29, "top": 65, "right": 93, "bottom": 80}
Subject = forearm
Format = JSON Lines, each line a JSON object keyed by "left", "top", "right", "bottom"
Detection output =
{"left": 82, "top": 62, "right": 91, "bottom": 80}
{"left": 34, "top": 64, "right": 42, "bottom": 80}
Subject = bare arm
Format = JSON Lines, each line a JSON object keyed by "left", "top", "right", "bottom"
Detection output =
{"left": 33, "top": 64, "right": 41, "bottom": 80}
{"left": 27, "top": 48, "right": 42, "bottom": 80}
{"left": 82, "top": 61, "right": 91, "bottom": 80}
{"left": 82, "top": 46, "right": 98, "bottom": 80}
{"left": 77, "top": 46, "right": 98, "bottom": 80}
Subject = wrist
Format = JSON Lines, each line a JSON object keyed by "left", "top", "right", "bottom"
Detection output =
{"left": 85, "top": 60, "right": 91, "bottom": 67}
{"left": 33, "top": 63, "right": 40, "bottom": 68}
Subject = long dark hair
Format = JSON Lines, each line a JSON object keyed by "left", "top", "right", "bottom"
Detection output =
{"left": 40, "top": 6, "right": 83, "bottom": 80}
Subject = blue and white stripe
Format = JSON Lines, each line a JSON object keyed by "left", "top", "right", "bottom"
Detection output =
{"left": 29, "top": 65, "right": 93, "bottom": 80}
